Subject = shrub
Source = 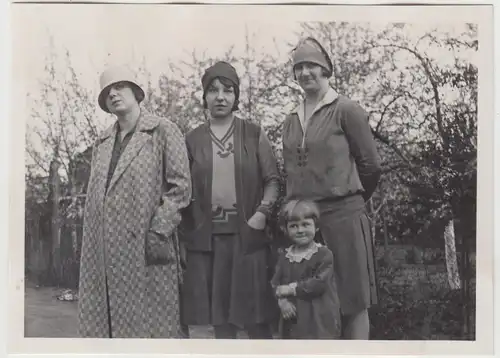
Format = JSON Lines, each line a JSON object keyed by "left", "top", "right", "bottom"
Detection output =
{"left": 370, "top": 265, "right": 471, "bottom": 340}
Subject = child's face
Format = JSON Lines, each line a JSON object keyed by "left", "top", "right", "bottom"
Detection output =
{"left": 286, "top": 216, "right": 317, "bottom": 247}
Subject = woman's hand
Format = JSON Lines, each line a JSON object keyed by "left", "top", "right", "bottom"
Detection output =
{"left": 247, "top": 211, "right": 267, "bottom": 230}
{"left": 146, "top": 231, "right": 175, "bottom": 265}
{"left": 278, "top": 298, "right": 296, "bottom": 320}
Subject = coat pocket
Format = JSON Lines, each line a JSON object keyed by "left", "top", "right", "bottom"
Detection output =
{"left": 145, "top": 230, "right": 177, "bottom": 266}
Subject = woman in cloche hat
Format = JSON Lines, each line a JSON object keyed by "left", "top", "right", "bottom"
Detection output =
{"left": 179, "top": 61, "right": 280, "bottom": 339}
{"left": 77, "top": 66, "right": 192, "bottom": 338}
{"left": 281, "top": 38, "right": 382, "bottom": 339}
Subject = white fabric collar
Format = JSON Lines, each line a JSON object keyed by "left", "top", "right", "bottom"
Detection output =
{"left": 285, "top": 242, "right": 322, "bottom": 263}
{"left": 291, "top": 87, "right": 339, "bottom": 128}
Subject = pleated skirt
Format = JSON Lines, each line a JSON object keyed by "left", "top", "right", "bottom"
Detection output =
{"left": 317, "top": 194, "right": 378, "bottom": 315}
{"left": 181, "top": 233, "right": 278, "bottom": 327}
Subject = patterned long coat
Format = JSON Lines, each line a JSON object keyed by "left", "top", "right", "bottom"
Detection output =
{"left": 77, "top": 114, "right": 191, "bottom": 338}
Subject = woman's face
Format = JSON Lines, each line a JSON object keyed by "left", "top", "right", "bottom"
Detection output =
{"left": 286, "top": 216, "right": 317, "bottom": 247}
{"left": 105, "top": 81, "right": 138, "bottom": 114}
{"left": 205, "top": 78, "right": 236, "bottom": 119}
{"left": 294, "top": 62, "right": 325, "bottom": 93}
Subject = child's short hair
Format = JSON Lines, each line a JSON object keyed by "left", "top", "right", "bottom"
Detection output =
{"left": 280, "top": 199, "right": 320, "bottom": 229}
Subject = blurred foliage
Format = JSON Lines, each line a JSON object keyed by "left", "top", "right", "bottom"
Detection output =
{"left": 25, "top": 22, "right": 478, "bottom": 339}
{"left": 370, "top": 263, "right": 473, "bottom": 340}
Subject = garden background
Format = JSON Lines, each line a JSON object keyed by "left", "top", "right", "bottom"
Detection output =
{"left": 19, "top": 5, "right": 477, "bottom": 340}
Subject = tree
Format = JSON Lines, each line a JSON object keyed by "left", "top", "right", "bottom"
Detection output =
{"left": 25, "top": 23, "right": 477, "bottom": 338}
{"left": 26, "top": 35, "right": 106, "bottom": 184}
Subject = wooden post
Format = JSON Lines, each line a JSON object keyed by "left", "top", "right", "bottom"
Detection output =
{"left": 444, "top": 219, "right": 460, "bottom": 290}
{"left": 70, "top": 161, "right": 80, "bottom": 288}
{"left": 49, "top": 158, "right": 62, "bottom": 285}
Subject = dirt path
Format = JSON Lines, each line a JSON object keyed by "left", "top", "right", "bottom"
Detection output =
{"left": 24, "top": 284, "right": 79, "bottom": 338}
{"left": 23, "top": 282, "right": 228, "bottom": 338}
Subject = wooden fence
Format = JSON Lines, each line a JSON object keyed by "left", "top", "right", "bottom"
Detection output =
{"left": 25, "top": 159, "right": 85, "bottom": 288}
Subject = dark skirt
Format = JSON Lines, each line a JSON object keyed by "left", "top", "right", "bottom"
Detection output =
{"left": 181, "top": 233, "right": 278, "bottom": 327}
{"left": 317, "top": 194, "right": 378, "bottom": 315}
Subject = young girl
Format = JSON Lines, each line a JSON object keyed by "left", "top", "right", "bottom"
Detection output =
{"left": 271, "top": 199, "right": 341, "bottom": 339}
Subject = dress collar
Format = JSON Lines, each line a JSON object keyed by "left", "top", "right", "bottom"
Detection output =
{"left": 99, "top": 112, "right": 160, "bottom": 141}
{"left": 285, "top": 242, "right": 322, "bottom": 263}
{"left": 291, "top": 87, "right": 339, "bottom": 127}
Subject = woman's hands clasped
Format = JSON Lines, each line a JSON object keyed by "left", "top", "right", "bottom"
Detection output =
{"left": 247, "top": 211, "right": 267, "bottom": 230}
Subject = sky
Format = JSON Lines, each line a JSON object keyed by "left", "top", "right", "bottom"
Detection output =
{"left": 14, "top": 4, "right": 307, "bottom": 173}
{"left": 12, "top": 4, "right": 479, "bottom": 174}
{"left": 13, "top": 4, "right": 301, "bottom": 99}
{"left": 13, "top": 4, "right": 476, "bottom": 100}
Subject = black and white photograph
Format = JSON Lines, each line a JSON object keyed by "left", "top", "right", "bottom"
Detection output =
{"left": 7, "top": 2, "right": 495, "bottom": 356}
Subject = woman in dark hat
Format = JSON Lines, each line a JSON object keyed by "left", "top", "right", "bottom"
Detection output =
{"left": 180, "top": 61, "right": 280, "bottom": 339}
{"left": 281, "top": 38, "right": 382, "bottom": 339}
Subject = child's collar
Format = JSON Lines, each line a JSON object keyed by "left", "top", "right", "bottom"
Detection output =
{"left": 285, "top": 242, "right": 322, "bottom": 263}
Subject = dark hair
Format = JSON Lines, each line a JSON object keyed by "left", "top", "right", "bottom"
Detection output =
{"left": 203, "top": 76, "right": 240, "bottom": 111}
{"left": 130, "top": 84, "right": 145, "bottom": 103}
{"left": 104, "top": 81, "right": 144, "bottom": 104}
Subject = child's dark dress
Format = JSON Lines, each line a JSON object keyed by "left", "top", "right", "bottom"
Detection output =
{"left": 271, "top": 243, "right": 341, "bottom": 339}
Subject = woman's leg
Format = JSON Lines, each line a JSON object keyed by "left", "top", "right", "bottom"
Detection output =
{"left": 179, "top": 324, "right": 190, "bottom": 338}
{"left": 214, "top": 323, "right": 237, "bottom": 339}
{"left": 343, "top": 309, "right": 370, "bottom": 340}
{"left": 245, "top": 322, "right": 273, "bottom": 339}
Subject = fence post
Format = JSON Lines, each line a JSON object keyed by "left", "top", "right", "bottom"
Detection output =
{"left": 70, "top": 164, "right": 80, "bottom": 288}
{"left": 49, "top": 158, "right": 62, "bottom": 285}
{"left": 444, "top": 219, "right": 460, "bottom": 290}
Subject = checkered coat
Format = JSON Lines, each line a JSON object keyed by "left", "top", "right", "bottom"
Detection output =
{"left": 77, "top": 114, "right": 191, "bottom": 338}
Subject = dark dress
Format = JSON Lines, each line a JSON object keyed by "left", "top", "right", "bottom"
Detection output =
{"left": 271, "top": 244, "right": 341, "bottom": 339}
{"left": 180, "top": 118, "right": 280, "bottom": 329}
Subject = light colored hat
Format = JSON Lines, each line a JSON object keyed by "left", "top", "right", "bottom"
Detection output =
{"left": 292, "top": 37, "right": 333, "bottom": 78}
{"left": 98, "top": 66, "right": 145, "bottom": 113}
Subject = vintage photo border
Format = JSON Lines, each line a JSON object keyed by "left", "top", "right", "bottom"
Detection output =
{"left": 6, "top": 1, "right": 496, "bottom": 356}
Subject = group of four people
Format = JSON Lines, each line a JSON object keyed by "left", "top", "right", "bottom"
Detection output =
{"left": 77, "top": 37, "right": 382, "bottom": 340}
